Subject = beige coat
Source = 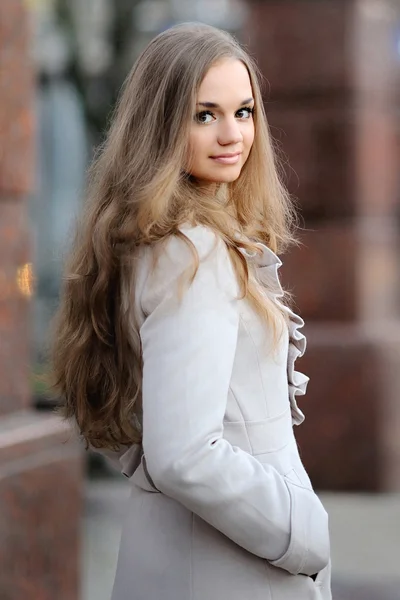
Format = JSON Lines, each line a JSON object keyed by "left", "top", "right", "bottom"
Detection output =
{"left": 99, "top": 225, "right": 332, "bottom": 600}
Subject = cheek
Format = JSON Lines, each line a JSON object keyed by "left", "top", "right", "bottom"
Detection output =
{"left": 241, "top": 125, "right": 255, "bottom": 161}
{"left": 185, "top": 130, "right": 212, "bottom": 176}
{"left": 245, "top": 123, "right": 255, "bottom": 149}
{"left": 188, "top": 131, "right": 200, "bottom": 156}
{"left": 187, "top": 132, "right": 202, "bottom": 172}
{"left": 188, "top": 130, "right": 212, "bottom": 163}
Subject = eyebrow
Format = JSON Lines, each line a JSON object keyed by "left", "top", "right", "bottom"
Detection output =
{"left": 196, "top": 97, "right": 254, "bottom": 109}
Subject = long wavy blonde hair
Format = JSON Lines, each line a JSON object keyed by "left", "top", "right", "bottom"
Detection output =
{"left": 51, "top": 22, "right": 298, "bottom": 450}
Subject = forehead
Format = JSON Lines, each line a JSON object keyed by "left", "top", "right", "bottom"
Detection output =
{"left": 198, "top": 59, "right": 253, "bottom": 103}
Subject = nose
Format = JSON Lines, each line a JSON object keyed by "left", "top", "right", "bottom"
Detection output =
{"left": 217, "top": 117, "right": 243, "bottom": 146}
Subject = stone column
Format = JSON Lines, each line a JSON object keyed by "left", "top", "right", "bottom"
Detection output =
{"left": 0, "top": 2, "right": 84, "bottom": 598}
{"left": 243, "top": 0, "right": 400, "bottom": 490}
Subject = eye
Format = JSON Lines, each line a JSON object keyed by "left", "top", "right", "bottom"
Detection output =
{"left": 236, "top": 107, "right": 255, "bottom": 119}
{"left": 195, "top": 111, "right": 215, "bottom": 124}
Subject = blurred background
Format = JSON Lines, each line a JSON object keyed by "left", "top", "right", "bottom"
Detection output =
{"left": 1, "top": 0, "right": 400, "bottom": 599}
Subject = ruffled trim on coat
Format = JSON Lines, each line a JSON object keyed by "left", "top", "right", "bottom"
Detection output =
{"left": 238, "top": 241, "right": 309, "bottom": 425}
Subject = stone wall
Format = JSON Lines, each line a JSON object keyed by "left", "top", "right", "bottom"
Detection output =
{"left": 0, "top": 2, "right": 84, "bottom": 598}
{"left": 243, "top": 0, "right": 400, "bottom": 490}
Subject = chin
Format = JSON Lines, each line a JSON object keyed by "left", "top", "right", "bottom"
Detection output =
{"left": 204, "top": 167, "right": 243, "bottom": 185}
{"left": 191, "top": 166, "right": 243, "bottom": 187}
{"left": 216, "top": 170, "right": 242, "bottom": 184}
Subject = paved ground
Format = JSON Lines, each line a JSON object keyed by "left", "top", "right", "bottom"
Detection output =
{"left": 81, "top": 478, "right": 400, "bottom": 600}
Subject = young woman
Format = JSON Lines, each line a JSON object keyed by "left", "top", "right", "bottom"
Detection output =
{"left": 52, "top": 22, "right": 331, "bottom": 600}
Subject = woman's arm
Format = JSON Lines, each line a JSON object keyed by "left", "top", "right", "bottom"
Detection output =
{"left": 140, "top": 226, "right": 329, "bottom": 576}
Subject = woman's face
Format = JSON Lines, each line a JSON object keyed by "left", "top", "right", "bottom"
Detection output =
{"left": 187, "top": 58, "right": 255, "bottom": 188}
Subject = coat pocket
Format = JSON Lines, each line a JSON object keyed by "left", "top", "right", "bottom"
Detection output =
{"left": 269, "top": 477, "right": 330, "bottom": 577}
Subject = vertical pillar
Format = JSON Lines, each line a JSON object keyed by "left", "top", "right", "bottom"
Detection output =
{"left": 0, "top": 2, "right": 84, "bottom": 598}
{"left": 243, "top": 0, "right": 400, "bottom": 490}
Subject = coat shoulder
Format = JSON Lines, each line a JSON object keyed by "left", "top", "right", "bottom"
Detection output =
{"left": 139, "top": 225, "right": 237, "bottom": 316}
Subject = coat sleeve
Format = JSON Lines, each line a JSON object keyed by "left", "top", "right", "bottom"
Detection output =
{"left": 140, "top": 226, "right": 329, "bottom": 575}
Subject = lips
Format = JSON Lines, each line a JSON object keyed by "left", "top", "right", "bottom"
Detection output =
{"left": 211, "top": 152, "right": 241, "bottom": 159}
{"left": 210, "top": 152, "right": 242, "bottom": 165}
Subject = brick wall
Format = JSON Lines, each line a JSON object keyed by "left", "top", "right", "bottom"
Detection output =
{"left": 243, "top": 0, "right": 400, "bottom": 491}
{"left": 0, "top": 2, "right": 84, "bottom": 598}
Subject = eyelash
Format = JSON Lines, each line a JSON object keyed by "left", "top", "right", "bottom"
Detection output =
{"left": 195, "top": 106, "right": 255, "bottom": 124}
